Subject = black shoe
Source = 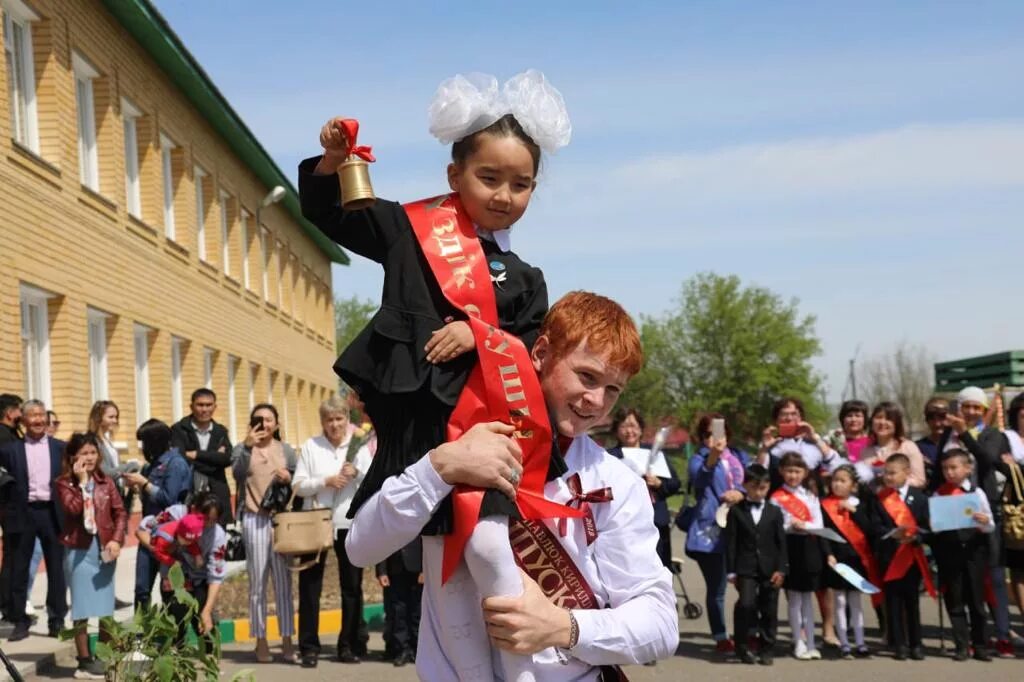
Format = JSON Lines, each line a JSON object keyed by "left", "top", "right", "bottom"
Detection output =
{"left": 894, "top": 646, "right": 909, "bottom": 661}
{"left": 737, "top": 649, "right": 757, "bottom": 665}
{"left": 8, "top": 623, "right": 30, "bottom": 642}
{"left": 393, "top": 650, "right": 415, "bottom": 667}
{"left": 758, "top": 653, "right": 774, "bottom": 666}
{"left": 337, "top": 650, "right": 361, "bottom": 664}
{"left": 953, "top": 648, "right": 969, "bottom": 662}
{"left": 48, "top": 623, "right": 62, "bottom": 638}
{"left": 854, "top": 646, "right": 871, "bottom": 659}
{"left": 300, "top": 654, "right": 318, "bottom": 669}
{"left": 972, "top": 648, "right": 992, "bottom": 662}
{"left": 840, "top": 647, "right": 853, "bottom": 660}
{"left": 910, "top": 646, "right": 925, "bottom": 661}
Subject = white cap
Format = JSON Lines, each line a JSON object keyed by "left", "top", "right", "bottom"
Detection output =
{"left": 957, "top": 386, "right": 989, "bottom": 409}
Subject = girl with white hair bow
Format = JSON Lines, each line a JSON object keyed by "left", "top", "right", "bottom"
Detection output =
{"left": 297, "top": 71, "right": 573, "bottom": 677}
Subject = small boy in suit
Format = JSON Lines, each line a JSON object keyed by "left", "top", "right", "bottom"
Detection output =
{"left": 726, "top": 464, "right": 788, "bottom": 665}
{"left": 933, "top": 448, "right": 995, "bottom": 661}
{"left": 376, "top": 537, "right": 423, "bottom": 667}
{"left": 871, "top": 453, "right": 934, "bottom": 660}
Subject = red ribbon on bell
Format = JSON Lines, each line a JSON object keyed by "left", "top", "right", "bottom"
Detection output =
{"left": 337, "top": 119, "right": 376, "bottom": 163}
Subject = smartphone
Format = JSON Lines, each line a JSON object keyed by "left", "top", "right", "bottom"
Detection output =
{"left": 711, "top": 418, "right": 726, "bottom": 441}
{"left": 777, "top": 422, "right": 798, "bottom": 439}
{"left": 250, "top": 415, "right": 264, "bottom": 429}
{"left": 947, "top": 400, "right": 960, "bottom": 415}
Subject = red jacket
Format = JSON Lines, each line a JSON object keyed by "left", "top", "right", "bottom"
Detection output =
{"left": 55, "top": 473, "right": 127, "bottom": 549}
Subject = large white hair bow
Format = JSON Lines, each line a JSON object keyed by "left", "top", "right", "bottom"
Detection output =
{"left": 427, "top": 70, "right": 571, "bottom": 154}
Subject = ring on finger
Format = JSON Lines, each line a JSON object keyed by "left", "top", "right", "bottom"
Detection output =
{"left": 506, "top": 469, "right": 521, "bottom": 487}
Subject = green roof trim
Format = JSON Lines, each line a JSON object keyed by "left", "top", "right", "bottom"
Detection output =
{"left": 101, "top": 0, "right": 349, "bottom": 265}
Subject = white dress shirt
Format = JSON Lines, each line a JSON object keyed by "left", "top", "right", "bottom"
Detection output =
{"left": 770, "top": 484, "right": 824, "bottom": 533}
{"left": 748, "top": 499, "right": 765, "bottom": 526}
{"left": 345, "top": 435, "right": 678, "bottom": 680}
{"left": 293, "top": 434, "right": 371, "bottom": 532}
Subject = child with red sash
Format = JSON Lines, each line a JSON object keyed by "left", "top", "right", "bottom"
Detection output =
{"left": 769, "top": 452, "right": 831, "bottom": 661}
{"left": 933, "top": 449, "right": 995, "bottom": 661}
{"left": 821, "top": 464, "right": 878, "bottom": 658}
{"left": 299, "top": 71, "right": 573, "bottom": 676}
{"left": 870, "top": 453, "right": 936, "bottom": 660}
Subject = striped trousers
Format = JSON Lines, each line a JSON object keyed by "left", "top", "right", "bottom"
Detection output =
{"left": 242, "top": 511, "right": 294, "bottom": 638}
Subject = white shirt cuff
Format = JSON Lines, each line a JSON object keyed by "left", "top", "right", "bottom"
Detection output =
{"left": 413, "top": 451, "right": 454, "bottom": 507}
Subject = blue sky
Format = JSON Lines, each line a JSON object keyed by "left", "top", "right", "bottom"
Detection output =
{"left": 154, "top": 1, "right": 1024, "bottom": 402}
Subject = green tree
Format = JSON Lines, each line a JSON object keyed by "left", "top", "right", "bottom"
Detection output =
{"left": 620, "top": 272, "right": 825, "bottom": 441}
{"left": 334, "top": 294, "right": 378, "bottom": 355}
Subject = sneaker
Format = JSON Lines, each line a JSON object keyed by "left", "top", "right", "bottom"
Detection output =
{"left": 714, "top": 639, "right": 735, "bottom": 654}
{"left": 840, "top": 647, "right": 853, "bottom": 660}
{"left": 808, "top": 647, "right": 822, "bottom": 660}
{"left": 24, "top": 601, "right": 35, "bottom": 617}
{"left": 74, "top": 657, "right": 106, "bottom": 679}
{"left": 995, "top": 639, "right": 1014, "bottom": 659}
{"left": 794, "top": 639, "right": 811, "bottom": 660}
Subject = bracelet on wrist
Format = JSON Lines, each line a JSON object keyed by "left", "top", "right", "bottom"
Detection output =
{"left": 567, "top": 609, "right": 579, "bottom": 649}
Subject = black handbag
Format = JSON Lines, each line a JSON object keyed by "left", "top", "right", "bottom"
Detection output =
{"left": 260, "top": 479, "right": 292, "bottom": 514}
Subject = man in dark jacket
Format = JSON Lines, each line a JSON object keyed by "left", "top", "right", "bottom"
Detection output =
{"left": 170, "top": 389, "right": 233, "bottom": 526}
{"left": 0, "top": 393, "right": 23, "bottom": 624}
{"left": 377, "top": 538, "right": 423, "bottom": 667}
{"left": 0, "top": 400, "right": 67, "bottom": 641}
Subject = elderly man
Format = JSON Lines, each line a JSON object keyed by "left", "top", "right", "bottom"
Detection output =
{"left": 0, "top": 400, "right": 68, "bottom": 641}
{"left": 347, "top": 292, "right": 678, "bottom": 680}
{"left": 292, "top": 397, "right": 374, "bottom": 668}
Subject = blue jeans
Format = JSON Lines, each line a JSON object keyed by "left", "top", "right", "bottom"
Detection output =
{"left": 990, "top": 565, "right": 1010, "bottom": 640}
{"left": 134, "top": 546, "right": 160, "bottom": 609}
{"left": 693, "top": 550, "right": 728, "bottom": 641}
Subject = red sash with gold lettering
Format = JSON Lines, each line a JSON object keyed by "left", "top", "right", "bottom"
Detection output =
{"left": 878, "top": 488, "right": 937, "bottom": 597}
{"left": 770, "top": 488, "right": 812, "bottom": 523}
{"left": 405, "top": 194, "right": 582, "bottom": 583}
{"left": 821, "top": 496, "right": 883, "bottom": 606}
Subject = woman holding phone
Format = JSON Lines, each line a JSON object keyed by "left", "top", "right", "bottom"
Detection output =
{"left": 757, "top": 396, "right": 841, "bottom": 491}
{"left": 607, "top": 408, "right": 681, "bottom": 568}
{"left": 55, "top": 432, "right": 127, "bottom": 679}
{"left": 231, "top": 404, "right": 298, "bottom": 664}
{"left": 682, "top": 413, "right": 750, "bottom": 653}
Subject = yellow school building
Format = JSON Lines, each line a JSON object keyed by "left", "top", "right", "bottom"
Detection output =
{"left": 0, "top": 0, "right": 346, "bottom": 453}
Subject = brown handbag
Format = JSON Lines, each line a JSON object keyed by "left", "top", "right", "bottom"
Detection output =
{"left": 271, "top": 491, "right": 334, "bottom": 571}
{"left": 1002, "top": 464, "right": 1024, "bottom": 550}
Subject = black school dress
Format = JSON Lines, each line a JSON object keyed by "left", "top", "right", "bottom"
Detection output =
{"left": 298, "top": 157, "right": 561, "bottom": 534}
{"left": 822, "top": 498, "right": 873, "bottom": 590}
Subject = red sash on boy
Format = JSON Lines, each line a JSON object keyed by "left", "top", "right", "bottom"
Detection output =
{"left": 877, "top": 488, "right": 937, "bottom": 597}
{"left": 935, "top": 482, "right": 964, "bottom": 497}
{"left": 821, "top": 497, "right": 883, "bottom": 606}
{"left": 770, "top": 488, "right": 812, "bottom": 523}
{"left": 405, "top": 194, "right": 583, "bottom": 583}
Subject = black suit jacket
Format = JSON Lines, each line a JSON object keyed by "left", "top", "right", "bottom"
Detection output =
{"left": 867, "top": 485, "right": 929, "bottom": 568}
{"left": 0, "top": 437, "right": 66, "bottom": 533}
{"left": 376, "top": 537, "right": 423, "bottom": 578}
{"left": 607, "top": 445, "right": 682, "bottom": 526}
{"left": 725, "top": 501, "right": 788, "bottom": 579}
{"left": 169, "top": 418, "right": 233, "bottom": 524}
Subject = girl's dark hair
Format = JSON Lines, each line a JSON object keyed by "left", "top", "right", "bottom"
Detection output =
{"left": 778, "top": 451, "right": 808, "bottom": 471}
{"left": 695, "top": 413, "right": 731, "bottom": 442}
{"left": 1007, "top": 393, "right": 1024, "bottom": 434}
{"left": 870, "top": 401, "right": 906, "bottom": 443}
{"left": 771, "top": 396, "right": 805, "bottom": 421}
{"left": 611, "top": 407, "right": 645, "bottom": 441}
{"left": 832, "top": 463, "right": 860, "bottom": 484}
{"left": 189, "top": 490, "right": 223, "bottom": 518}
{"left": 451, "top": 114, "right": 541, "bottom": 175}
{"left": 838, "top": 400, "right": 870, "bottom": 424}
{"left": 136, "top": 419, "right": 172, "bottom": 463}
{"left": 251, "top": 403, "right": 282, "bottom": 441}
{"left": 60, "top": 432, "right": 103, "bottom": 480}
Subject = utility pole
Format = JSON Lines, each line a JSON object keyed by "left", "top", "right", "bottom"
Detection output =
{"left": 849, "top": 343, "right": 861, "bottom": 400}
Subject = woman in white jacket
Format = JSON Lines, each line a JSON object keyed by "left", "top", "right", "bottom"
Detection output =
{"left": 292, "top": 397, "right": 373, "bottom": 668}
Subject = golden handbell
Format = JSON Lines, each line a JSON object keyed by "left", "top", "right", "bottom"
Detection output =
{"left": 338, "top": 155, "right": 375, "bottom": 210}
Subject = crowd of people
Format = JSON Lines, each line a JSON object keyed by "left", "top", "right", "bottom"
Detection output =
{"left": 0, "top": 390, "right": 426, "bottom": 679}
{"left": 675, "top": 389, "right": 1024, "bottom": 664}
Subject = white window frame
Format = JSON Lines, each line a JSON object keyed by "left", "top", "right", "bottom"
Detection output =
{"left": 87, "top": 308, "right": 110, "bottom": 402}
{"left": 240, "top": 209, "right": 251, "bottom": 288}
{"left": 203, "top": 347, "right": 214, "bottom": 389}
{"left": 160, "top": 133, "right": 176, "bottom": 240}
{"left": 226, "top": 355, "right": 238, "bottom": 442}
{"left": 3, "top": 1, "right": 39, "bottom": 152}
{"left": 19, "top": 284, "right": 52, "bottom": 406}
{"left": 121, "top": 98, "right": 142, "bottom": 218}
{"left": 194, "top": 165, "right": 207, "bottom": 261}
{"left": 72, "top": 52, "right": 100, "bottom": 192}
{"left": 170, "top": 336, "right": 183, "bottom": 421}
{"left": 248, "top": 363, "right": 256, "bottom": 412}
{"left": 219, "top": 191, "right": 231, "bottom": 276}
{"left": 260, "top": 227, "right": 270, "bottom": 300}
{"left": 133, "top": 324, "right": 151, "bottom": 422}
{"left": 276, "top": 239, "right": 285, "bottom": 308}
